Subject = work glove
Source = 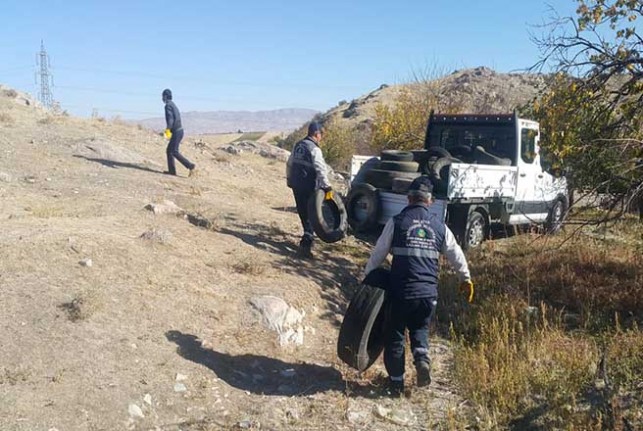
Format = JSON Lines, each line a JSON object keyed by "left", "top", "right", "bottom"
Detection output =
{"left": 323, "top": 186, "right": 333, "bottom": 200}
{"left": 459, "top": 280, "right": 474, "bottom": 303}
{"left": 164, "top": 128, "right": 172, "bottom": 139}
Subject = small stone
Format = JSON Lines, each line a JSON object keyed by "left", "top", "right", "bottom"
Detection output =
{"left": 174, "top": 383, "right": 187, "bottom": 392}
{"left": 346, "top": 409, "right": 368, "bottom": 424}
{"left": 143, "top": 394, "right": 152, "bottom": 405}
{"left": 175, "top": 373, "right": 187, "bottom": 381}
{"left": 144, "top": 200, "right": 184, "bottom": 215}
{"left": 0, "top": 172, "right": 11, "bottom": 182}
{"left": 373, "top": 404, "right": 415, "bottom": 426}
{"left": 236, "top": 419, "right": 260, "bottom": 429}
{"left": 128, "top": 403, "right": 144, "bottom": 419}
{"left": 79, "top": 258, "right": 92, "bottom": 267}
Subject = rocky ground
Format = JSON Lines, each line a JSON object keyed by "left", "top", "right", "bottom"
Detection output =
{"left": 0, "top": 87, "right": 465, "bottom": 430}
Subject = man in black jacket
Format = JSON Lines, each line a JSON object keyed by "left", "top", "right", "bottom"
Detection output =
{"left": 286, "top": 122, "right": 332, "bottom": 259}
{"left": 162, "top": 89, "right": 195, "bottom": 177}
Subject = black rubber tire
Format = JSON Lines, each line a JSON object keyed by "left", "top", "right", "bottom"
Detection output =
{"left": 411, "top": 150, "right": 430, "bottom": 163}
{"left": 427, "top": 157, "right": 455, "bottom": 196}
{"left": 337, "top": 269, "right": 390, "bottom": 371}
{"left": 463, "top": 211, "right": 487, "bottom": 250}
{"left": 346, "top": 183, "right": 381, "bottom": 232}
{"left": 379, "top": 160, "right": 419, "bottom": 172}
{"left": 364, "top": 169, "right": 421, "bottom": 190}
{"left": 381, "top": 150, "right": 414, "bottom": 162}
{"left": 307, "top": 189, "right": 348, "bottom": 243}
{"left": 391, "top": 178, "right": 414, "bottom": 194}
{"left": 426, "top": 147, "right": 452, "bottom": 160}
{"left": 545, "top": 199, "right": 565, "bottom": 234}
{"left": 351, "top": 157, "right": 380, "bottom": 186}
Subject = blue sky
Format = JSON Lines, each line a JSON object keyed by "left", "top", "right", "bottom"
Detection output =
{"left": 0, "top": 0, "right": 578, "bottom": 119}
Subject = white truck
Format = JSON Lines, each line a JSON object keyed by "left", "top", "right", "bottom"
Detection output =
{"left": 346, "top": 112, "right": 569, "bottom": 249}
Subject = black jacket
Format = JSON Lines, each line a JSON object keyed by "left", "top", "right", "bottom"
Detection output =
{"left": 164, "top": 101, "right": 183, "bottom": 132}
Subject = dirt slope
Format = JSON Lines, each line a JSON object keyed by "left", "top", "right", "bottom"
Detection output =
{"left": 0, "top": 87, "right": 462, "bottom": 430}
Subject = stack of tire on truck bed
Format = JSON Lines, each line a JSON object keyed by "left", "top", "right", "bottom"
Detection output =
{"left": 346, "top": 150, "right": 424, "bottom": 233}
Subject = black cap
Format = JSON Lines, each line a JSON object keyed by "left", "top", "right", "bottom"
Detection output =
{"left": 162, "top": 88, "right": 172, "bottom": 100}
{"left": 408, "top": 176, "right": 433, "bottom": 199}
{"left": 307, "top": 121, "right": 322, "bottom": 136}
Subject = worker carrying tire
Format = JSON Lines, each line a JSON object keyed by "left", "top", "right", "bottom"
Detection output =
{"left": 286, "top": 121, "right": 332, "bottom": 259}
{"left": 363, "top": 175, "right": 474, "bottom": 397}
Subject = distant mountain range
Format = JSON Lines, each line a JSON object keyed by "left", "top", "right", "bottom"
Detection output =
{"left": 137, "top": 108, "right": 319, "bottom": 134}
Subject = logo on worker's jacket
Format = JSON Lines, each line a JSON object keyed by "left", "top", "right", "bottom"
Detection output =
{"left": 406, "top": 220, "right": 437, "bottom": 250}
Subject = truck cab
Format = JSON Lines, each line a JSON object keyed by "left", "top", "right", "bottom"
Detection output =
{"left": 347, "top": 112, "right": 568, "bottom": 249}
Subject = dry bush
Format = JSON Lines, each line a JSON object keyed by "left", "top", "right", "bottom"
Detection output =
{"left": 0, "top": 112, "right": 14, "bottom": 124}
{"left": 59, "top": 291, "right": 102, "bottom": 322}
{"left": 320, "top": 119, "right": 359, "bottom": 170}
{"left": 2, "top": 89, "right": 18, "bottom": 98}
{"left": 445, "top": 222, "right": 642, "bottom": 429}
{"left": 231, "top": 256, "right": 266, "bottom": 276}
{"left": 370, "top": 80, "right": 463, "bottom": 153}
{"left": 469, "top": 232, "right": 642, "bottom": 321}
{"left": 452, "top": 301, "right": 598, "bottom": 428}
{"left": 37, "top": 115, "right": 66, "bottom": 125}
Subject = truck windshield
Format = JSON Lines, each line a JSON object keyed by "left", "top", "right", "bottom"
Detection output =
{"left": 427, "top": 124, "right": 516, "bottom": 165}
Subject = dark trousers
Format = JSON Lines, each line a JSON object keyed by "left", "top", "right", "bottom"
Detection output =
{"left": 384, "top": 297, "right": 437, "bottom": 379}
{"left": 292, "top": 188, "right": 314, "bottom": 245}
{"left": 166, "top": 129, "right": 194, "bottom": 174}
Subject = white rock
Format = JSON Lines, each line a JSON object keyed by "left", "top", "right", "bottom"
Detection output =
{"left": 373, "top": 404, "right": 415, "bottom": 426}
{"left": 346, "top": 409, "right": 369, "bottom": 424}
{"left": 79, "top": 258, "right": 93, "bottom": 267}
{"left": 128, "top": 403, "right": 144, "bottom": 419}
{"left": 143, "top": 394, "right": 152, "bottom": 405}
{"left": 175, "top": 373, "right": 187, "bottom": 381}
{"left": 248, "top": 296, "right": 304, "bottom": 332}
{"left": 144, "top": 200, "right": 184, "bottom": 215}
{"left": 174, "top": 383, "right": 187, "bottom": 392}
{"left": 0, "top": 172, "right": 11, "bottom": 182}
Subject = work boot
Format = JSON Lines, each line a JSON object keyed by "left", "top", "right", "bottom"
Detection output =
{"left": 385, "top": 379, "right": 404, "bottom": 398}
{"left": 416, "top": 361, "right": 431, "bottom": 387}
{"left": 296, "top": 242, "right": 313, "bottom": 260}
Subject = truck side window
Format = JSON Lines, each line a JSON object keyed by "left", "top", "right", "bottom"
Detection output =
{"left": 521, "top": 128, "right": 537, "bottom": 164}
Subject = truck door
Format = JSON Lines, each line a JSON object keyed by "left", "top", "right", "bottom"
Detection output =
{"left": 513, "top": 122, "right": 548, "bottom": 223}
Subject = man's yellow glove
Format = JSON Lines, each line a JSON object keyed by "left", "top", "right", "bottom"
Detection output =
{"left": 323, "top": 187, "right": 333, "bottom": 201}
{"left": 459, "top": 280, "right": 474, "bottom": 303}
{"left": 164, "top": 128, "right": 172, "bottom": 139}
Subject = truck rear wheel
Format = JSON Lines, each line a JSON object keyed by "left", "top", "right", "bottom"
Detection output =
{"left": 545, "top": 199, "right": 565, "bottom": 234}
{"left": 464, "top": 211, "right": 487, "bottom": 250}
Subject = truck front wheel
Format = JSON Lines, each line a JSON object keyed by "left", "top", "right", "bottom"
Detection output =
{"left": 464, "top": 211, "right": 487, "bottom": 250}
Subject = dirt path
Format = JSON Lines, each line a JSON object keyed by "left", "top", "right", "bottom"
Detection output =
{"left": 0, "top": 95, "right": 463, "bottom": 430}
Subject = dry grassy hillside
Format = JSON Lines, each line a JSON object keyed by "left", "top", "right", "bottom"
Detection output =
{"left": 323, "top": 67, "right": 545, "bottom": 129}
{"left": 1, "top": 84, "right": 640, "bottom": 431}
{"left": 282, "top": 67, "right": 547, "bottom": 158}
{"left": 0, "top": 87, "right": 465, "bottom": 430}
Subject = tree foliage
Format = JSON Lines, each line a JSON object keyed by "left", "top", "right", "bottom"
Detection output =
{"left": 533, "top": 0, "right": 643, "bottom": 218}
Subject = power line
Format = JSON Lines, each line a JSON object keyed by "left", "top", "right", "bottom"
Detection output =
{"left": 35, "top": 41, "right": 54, "bottom": 108}
{"left": 54, "top": 65, "right": 367, "bottom": 90}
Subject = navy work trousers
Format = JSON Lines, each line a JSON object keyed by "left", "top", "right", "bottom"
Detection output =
{"left": 292, "top": 188, "right": 314, "bottom": 245}
{"left": 384, "top": 296, "right": 437, "bottom": 379}
{"left": 166, "top": 129, "right": 194, "bottom": 174}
